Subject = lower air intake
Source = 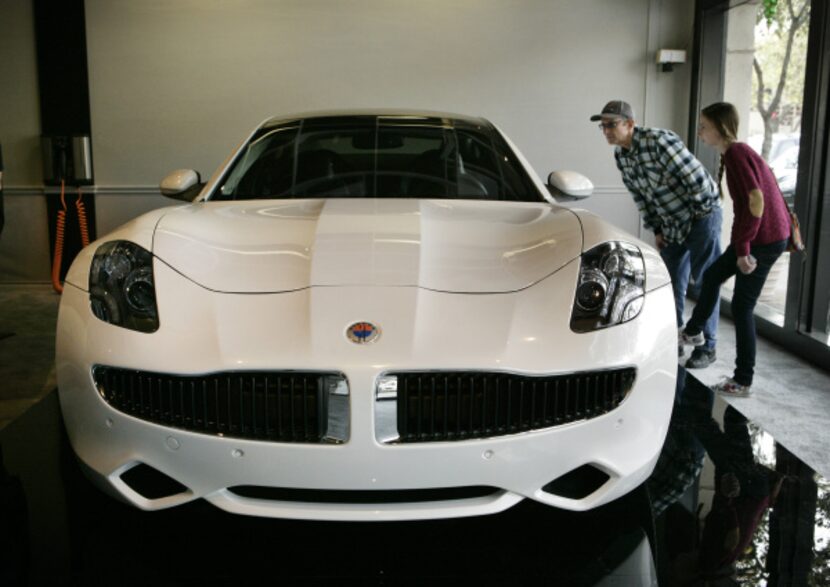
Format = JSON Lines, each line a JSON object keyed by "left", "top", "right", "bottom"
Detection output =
{"left": 542, "top": 464, "right": 611, "bottom": 500}
{"left": 120, "top": 463, "right": 189, "bottom": 500}
{"left": 228, "top": 485, "right": 500, "bottom": 504}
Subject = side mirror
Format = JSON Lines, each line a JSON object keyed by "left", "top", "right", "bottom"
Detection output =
{"left": 546, "top": 170, "right": 594, "bottom": 202}
{"left": 160, "top": 169, "right": 204, "bottom": 202}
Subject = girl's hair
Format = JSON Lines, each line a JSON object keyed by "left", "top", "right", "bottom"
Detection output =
{"left": 701, "top": 102, "right": 740, "bottom": 196}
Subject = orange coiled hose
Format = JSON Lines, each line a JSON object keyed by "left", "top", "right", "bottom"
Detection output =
{"left": 76, "top": 187, "right": 90, "bottom": 248}
{"left": 51, "top": 182, "right": 92, "bottom": 294}
{"left": 51, "top": 180, "right": 67, "bottom": 293}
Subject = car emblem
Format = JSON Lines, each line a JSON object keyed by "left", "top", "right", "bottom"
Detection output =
{"left": 346, "top": 321, "right": 381, "bottom": 344}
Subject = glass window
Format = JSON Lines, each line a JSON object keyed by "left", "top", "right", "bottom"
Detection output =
{"left": 214, "top": 116, "right": 541, "bottom": 202}
{"left": 718, "top": 0, "right": 810, "bottom": 327}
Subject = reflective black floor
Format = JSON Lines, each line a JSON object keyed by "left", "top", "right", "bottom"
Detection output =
{"left": 0, "top": 369, "right": 826, "bottom": 586}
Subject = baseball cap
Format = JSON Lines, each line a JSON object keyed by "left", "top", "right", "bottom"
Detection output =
{"left": 590, "top": 100, "right": 635, "bottom": 121}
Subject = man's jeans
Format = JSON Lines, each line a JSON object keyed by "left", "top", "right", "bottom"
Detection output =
{"left": 659, "top": 208, "right": 723, "bottom": 351}
{"left": 686, "top": 240, "right": 787, "bottom": 386}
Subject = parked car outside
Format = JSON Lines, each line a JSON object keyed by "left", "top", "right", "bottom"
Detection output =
{"left": 747, "top": 132, "right": 800, "bottom": 165}
{"left": 770, "top": 145, "right": 799, "bottom": 206}
{"left": 56, "top": 111, "right": 677, "bottom": 520}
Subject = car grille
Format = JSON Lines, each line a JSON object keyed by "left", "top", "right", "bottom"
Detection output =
{"left": 392, "top": 368, "right": 636, "bottom": 442}
{"left": 92, "top": 366, "right": 343, "bottom": 442}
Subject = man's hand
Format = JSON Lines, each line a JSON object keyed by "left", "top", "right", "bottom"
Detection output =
{"left": 655, "top": 233, "right": 667, "bottom": 250}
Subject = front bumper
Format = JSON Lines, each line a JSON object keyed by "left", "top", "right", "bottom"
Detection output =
{"left": 57, "top": 259, "right": 677, "bottom": 521}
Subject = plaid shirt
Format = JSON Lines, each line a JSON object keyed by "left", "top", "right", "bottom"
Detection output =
{"left": 615, "top": 127, "right": 720, "bottom": 244}
{"left": 647, "top": 422, "right": 705, "bottom": 517}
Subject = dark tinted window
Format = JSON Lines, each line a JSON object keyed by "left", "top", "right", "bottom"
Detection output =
{"left": 214, "top": 116, "right": 542, "bottom": 202}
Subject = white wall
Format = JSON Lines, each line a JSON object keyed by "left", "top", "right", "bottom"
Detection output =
{"left": 0, "top": 0, "right": 697, "bottom": 282}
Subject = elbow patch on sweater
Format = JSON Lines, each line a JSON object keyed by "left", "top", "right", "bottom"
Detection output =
{"left": 749, "top": 189, "right": 765, "bottom": 218}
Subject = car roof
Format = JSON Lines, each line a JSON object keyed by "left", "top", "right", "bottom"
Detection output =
{"left": 261, "top": 110, "right": 491, "bottom": 129}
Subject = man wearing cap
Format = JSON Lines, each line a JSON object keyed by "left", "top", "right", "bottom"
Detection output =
{"left": 591, "top": 100, "right": 722, "bottom": 368}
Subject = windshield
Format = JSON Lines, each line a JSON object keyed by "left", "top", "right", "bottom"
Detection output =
{"left": 212, "top": 115, "right": 542, "bottom": 202}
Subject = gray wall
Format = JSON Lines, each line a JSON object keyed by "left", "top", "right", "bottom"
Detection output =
{"left": 0, "top": 0, "right": 50, "bottom": 281}
{"left": 0, "top": 0, "right": 696, "bottom": 282}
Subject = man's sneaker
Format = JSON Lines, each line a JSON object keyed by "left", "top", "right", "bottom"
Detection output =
{"left": 711, "top": 378, "right": 752, "bottom": 397}
{"left": 679, "top": 328, "right": 705, "bottom": 347}
{"left": 685, "top": 348, "right": 716, "bottom": 369}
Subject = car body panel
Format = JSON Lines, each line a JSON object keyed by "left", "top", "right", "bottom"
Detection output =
{"left": 152, "top": 199, "right": 582, "bottom": 293}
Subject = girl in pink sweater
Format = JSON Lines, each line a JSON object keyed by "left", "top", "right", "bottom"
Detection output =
{"left": 680, "top": 102, "right": 790, "bottom": 396}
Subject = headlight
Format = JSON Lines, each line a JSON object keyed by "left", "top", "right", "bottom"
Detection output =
{"left": 89, "top": 241, "right": 159, "bottom": 333}
{"left": 571, "top": 242, "right": 645, "bottom": 333}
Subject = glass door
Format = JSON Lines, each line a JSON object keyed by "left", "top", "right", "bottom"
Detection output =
{"left": 719, "top": 0, "right": 810, "bottom": 328}
{"left": 691, "top": 0, "right": 830, "bottom": 367}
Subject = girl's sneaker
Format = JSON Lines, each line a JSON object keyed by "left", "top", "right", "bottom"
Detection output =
{"left": 711, "top": 377, "right": 752, "bottom": 397}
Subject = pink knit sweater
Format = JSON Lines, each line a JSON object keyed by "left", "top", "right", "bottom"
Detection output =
{"left": 724, "top": 142, "right": 791, "bottom": 257}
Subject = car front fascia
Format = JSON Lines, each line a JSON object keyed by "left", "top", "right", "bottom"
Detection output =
{"left": 57, "top": 253, "right": 676, "bottom": 521}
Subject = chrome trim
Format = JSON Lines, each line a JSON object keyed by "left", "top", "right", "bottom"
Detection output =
{"left": 375, "top": 375, "right": 400, "bottom": 443}
{"left": 324, "top": 375, "right": 350, "bottom": 444}
{"left": 376, "top": 375, "right": 398, "bottom": 400}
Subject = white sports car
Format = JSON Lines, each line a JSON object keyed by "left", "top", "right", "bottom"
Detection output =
{"left": 56, "top": 111, "right": 677, "bottom": 521}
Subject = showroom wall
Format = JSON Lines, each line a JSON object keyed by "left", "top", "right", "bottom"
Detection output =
{"left": 0, "top": 0, "right": 50, "bottom": 281}
{"left": 0, "top": 0, "right": 695, "bottom": 282}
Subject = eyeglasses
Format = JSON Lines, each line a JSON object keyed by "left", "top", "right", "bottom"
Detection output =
{"left": 598, "top": 121, "right": 623, "bottom": 130}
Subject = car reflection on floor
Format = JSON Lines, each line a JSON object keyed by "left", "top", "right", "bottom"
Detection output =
{"left": 1, "top": 369, "right": 823, "bottom": 586}
{"left": 650, "top": 370, "right": 810, "bottom": 587}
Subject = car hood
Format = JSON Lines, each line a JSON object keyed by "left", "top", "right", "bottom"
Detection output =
{"left": 152, "top": 199, "right": 583, "bottom": 293}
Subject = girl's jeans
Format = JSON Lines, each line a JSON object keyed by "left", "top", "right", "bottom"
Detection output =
{"left": 686, "top": 239, "right": 788, "bottom": 386}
